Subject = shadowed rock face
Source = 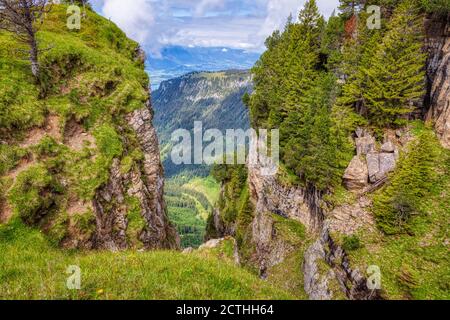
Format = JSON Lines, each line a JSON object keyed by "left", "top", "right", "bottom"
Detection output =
{"left": 425, "top": 14, "right": 450, "bottom": 149}
{"left": 93, "top": 103, "right": 180, "bottom": 251}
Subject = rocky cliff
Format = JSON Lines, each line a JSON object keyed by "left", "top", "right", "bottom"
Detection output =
{"left": 0, "top": 6, "right": 179, "bottom": 251}
{"left": 92, "top": 105, "right": 180, "bottom": 251}
{"left": 425, "top": 13, "right": 450, "bottom": 148}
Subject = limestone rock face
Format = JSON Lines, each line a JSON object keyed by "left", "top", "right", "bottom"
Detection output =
{"left": 328, "top": 197, "right": 375, "bottom": 235}
{"left": 248, "top": 163, "right": 322, "bottom": 231}
{"left": 343, "top": 156, "right": 369, "bottom": 191}
{"left": 93, "top": 105, "right": 180, "bottom": 251}
{"left": 366, "top": 148, "right": 397, "bottom": 183}
{"left": 425, "top": 14, "right": 450, "bottom": 149}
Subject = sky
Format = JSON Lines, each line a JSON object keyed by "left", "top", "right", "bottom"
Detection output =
{"left": 90, "top": 0, "right": 340, "bottom": 57}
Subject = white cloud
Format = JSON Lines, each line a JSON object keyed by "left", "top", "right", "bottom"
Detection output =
{"left": 102, "top": 0, "right": 155, "bottom": 44}
{"left": 97, "top": 0, "right": 340, "bottom": 57}
{"left": 194, "top": 0, "right": 226, "bottom": 17}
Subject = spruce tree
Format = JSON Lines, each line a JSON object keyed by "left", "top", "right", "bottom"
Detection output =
{"left": 362, "top": 0, "right": 426, "bottom": 127}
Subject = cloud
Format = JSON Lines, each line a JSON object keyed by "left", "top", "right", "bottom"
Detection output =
{"left": 96, "top": 0, "right": 340, "bottom": 57}
{"left": 194, "top": 0, "right": 226, "bottom": 16}
{"left": 102, "top": 0, "right": 155, "bottom": 45}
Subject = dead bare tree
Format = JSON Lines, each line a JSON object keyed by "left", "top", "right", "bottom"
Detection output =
{"left": 0, "top": 0, "right": 52, "bottom": 79}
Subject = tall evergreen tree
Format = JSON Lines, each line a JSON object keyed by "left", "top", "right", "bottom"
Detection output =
{"left": 362, "top": 0, "right": 426, "bottom": 127}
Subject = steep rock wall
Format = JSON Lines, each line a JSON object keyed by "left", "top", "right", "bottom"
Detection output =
{"left": 425, "top": 14, "right": 450, "bottom": 148}
{"left": 93, "top": 104, "right": 180, "bottom": 251}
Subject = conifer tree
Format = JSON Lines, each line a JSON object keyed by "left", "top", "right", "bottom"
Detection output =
{"left": 339, "top": 0, "right": 366, "bottom": 18}
{"left": 362, "top": 0, "right": 426, "bottom": 127}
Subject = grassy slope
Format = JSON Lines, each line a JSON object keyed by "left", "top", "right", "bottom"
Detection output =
{"left": 1, "top": 5, "right": 150, "bottom": 244}
{"left": 0, "top": 217, "right": 293, "bottom": 300}
{"left": 184, "top": 176, "right": 221, "bottom": 206}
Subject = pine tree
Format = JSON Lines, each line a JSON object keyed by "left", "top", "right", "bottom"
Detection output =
{"left": 373, "top": 128, "right": 439, "bottom": 234}
{"left": 363, "top": 0, "right": 427, "bottom": 127}
{"left": 339, "top": 0, "right": 366, "bottom": 18}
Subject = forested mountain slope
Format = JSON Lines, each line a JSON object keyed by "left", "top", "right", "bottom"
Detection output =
{"left": 151, "top": 71, "right": 252, "bottom": 249}
{"left": 152, "top": 70, "right": 251, "bottom": 177}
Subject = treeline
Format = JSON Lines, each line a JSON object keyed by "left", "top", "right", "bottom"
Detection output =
{"left": 246, "top": 0, "right": 448, "bottom": 193}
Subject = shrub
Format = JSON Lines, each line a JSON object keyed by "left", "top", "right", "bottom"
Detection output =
{"left": 0, "top": 145, "right": 28, "bottom": 175}
{"left": 342, "top": 235, "right": 362, "bottom": 251}
{"left": 8, "top": 165, "right": 60, "bottom": 225}
{"left": 373, "top": 129, "right": 439, "bottom": 234}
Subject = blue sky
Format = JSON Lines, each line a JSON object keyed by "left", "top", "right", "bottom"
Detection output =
{"left": 91, "top": 0, "right": 340, "bottom": 58}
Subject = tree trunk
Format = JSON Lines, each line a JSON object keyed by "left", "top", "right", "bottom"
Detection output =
{"left": 29, "top": 37, "right": 39, "bottom": 78}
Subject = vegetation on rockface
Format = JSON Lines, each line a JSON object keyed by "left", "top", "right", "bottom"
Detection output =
{"left": 328, "top": 124, "right": 450, "bottom": 299}
{"left": 0, "top": 4, "right": 155, "bottom": 247}
{"left": 0, "top": 218, "right": 294, "bottom": 300}
{"left": 373, "top": 124, "right": 441, "bottom": 234}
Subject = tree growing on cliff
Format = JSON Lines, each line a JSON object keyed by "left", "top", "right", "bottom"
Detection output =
{"left": 0, "top": 0, "right": 51, "bottom": 79}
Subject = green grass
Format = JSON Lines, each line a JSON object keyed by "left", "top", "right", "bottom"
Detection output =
{"left": 0, "top": 218, "right": 293, "bottom": 300}
{"left": 183, "top": 176, "right": 221, "bottom": 206}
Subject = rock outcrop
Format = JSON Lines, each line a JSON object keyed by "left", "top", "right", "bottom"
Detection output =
{"left": 248, "top": 163, "right": 323, "bottom": 231}
{"left": 93, "top": 105, "right": 180, "bottom": 251}
{"left": 303, "top": 224, "right": 380, "bottom": 300}
{"left": 425, "top": 14, "right": 450, "bottom": 149}
{"left": 343, "top": 156, "right": 369, "bottom": 191}
{"left": 345, "top": 130, "right": 401, "bottom": 191}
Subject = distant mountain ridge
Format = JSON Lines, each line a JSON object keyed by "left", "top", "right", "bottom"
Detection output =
{"left": 146, "top": 46, "right": 259, "bottom": 89}
{"left": 152, "top": 69, "right": 252, "bottom": 177}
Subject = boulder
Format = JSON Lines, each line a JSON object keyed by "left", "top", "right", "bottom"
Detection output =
{"left": 381, "top": 140, "right": 395, "bottom": 153}
{"left": 199, "top": 238, "right": 223, "bottom": 250}
{"left": 343, "top": 156, "right": 369, "bottom": 191}
{"left": 182, "top": 247, "right": 194, "bottom": 254}
{"left": 366, "top": 152, "right": 397, "bottom": 183}
{"left": 366, "top": 153, "right": 380, "bottom": 183}
{"left": 378, "top": 153, "right": 397, "bottom": 178}
{"left": 356, "top": 134, "right": 376, "bottom": 156}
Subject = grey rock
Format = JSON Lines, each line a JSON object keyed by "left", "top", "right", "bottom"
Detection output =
{"left": 366, "top": 151, "right": 397, "bottom": 183}
{"left": 356, "top": 134, "right": 376, "bottom": 156}
{"left": 381, "top": 140, "right": 395, "bottom": 153}
{"left": 343, "top": 156, "right": 369, "bottom": 191}
{"left": 366, "top": 153, "right": 380, "bottom": 183}
{"left": 425, "top": 16, "right": 450, "bottom": 149}
{"left": 378, "top": 153, "right": 397, "bottom": 178}
{"left": 303, "top": 240, "right": 334, "bottom": 300}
